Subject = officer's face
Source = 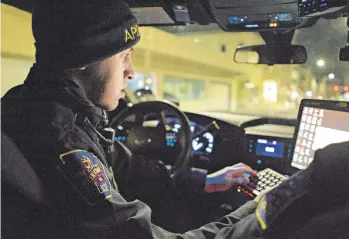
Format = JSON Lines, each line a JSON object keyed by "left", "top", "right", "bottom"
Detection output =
{"left": 79, "top": 49, "right": 134, "bottom": 111}
{"left": 78, "top": 48, "right": 134, "bottom": 110}
{"left": 97, "top": 48, "right": 134, "bottom": 110}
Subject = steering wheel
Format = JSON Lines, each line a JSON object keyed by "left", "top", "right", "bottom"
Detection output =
{"left": 108, "top": 100, "right": 192, "bottom": 179}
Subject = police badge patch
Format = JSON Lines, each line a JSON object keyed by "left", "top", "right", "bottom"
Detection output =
{"left": 58, "top": 150, "right": 112, "bottom": 205}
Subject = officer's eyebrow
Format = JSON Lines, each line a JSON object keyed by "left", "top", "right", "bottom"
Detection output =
{"left": 120, "top": 48, "right": 133, "bottom": 57}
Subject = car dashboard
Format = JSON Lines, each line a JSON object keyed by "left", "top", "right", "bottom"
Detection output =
{"left": 114, "top": 111, "right": 298, "bottom": 176}
{"left": 186, "top": 112, "right": 297, "bottom": 176}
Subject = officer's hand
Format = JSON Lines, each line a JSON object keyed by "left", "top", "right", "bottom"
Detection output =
{"left": 205, "top": 163, "right": 257, "bottom": 193}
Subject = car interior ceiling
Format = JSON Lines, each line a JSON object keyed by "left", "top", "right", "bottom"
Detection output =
{"left": 2, "top": 0, "right": 349, "bottom": 235}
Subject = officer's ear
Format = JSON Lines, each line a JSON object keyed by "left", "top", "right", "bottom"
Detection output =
{"left": 64, "top": 67, "right": 87, "bottom": 73}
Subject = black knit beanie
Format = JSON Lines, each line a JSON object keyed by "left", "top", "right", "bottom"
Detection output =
{"left": 32, "top": 0, "right": 140, "bottom": 70}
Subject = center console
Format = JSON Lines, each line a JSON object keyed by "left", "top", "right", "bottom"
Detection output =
{"left": 244, "top": 135, "right": 293, "bottom": 175}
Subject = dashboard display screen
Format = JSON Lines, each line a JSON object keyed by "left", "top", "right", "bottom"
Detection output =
{"left": 256, "top": 139, "right": 284, "bottom": 158}
{"left": 291, "top": 106, "right": 349, "bottom": 170}
{"left": 166, "top": 118, "right": 216, "bottom": 155}
{"left": 192, "top": 132, "right": 215, "bottom": 154}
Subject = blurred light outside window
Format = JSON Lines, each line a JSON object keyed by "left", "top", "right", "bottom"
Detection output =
{"left": 163, "top": 76, "right": 205, "bottom": 100}
{"left": 263, "top": 80, "right": 278, "bottom": 102}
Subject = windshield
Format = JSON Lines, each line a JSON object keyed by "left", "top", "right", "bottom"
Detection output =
{"left": 129, "top": 17, "right": 349, "bottom": 118}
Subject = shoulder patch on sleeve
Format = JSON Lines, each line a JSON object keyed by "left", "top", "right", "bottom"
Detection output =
{"left": 58, "top": 150, "right": 112, "bottom": 205}
{"left": 255, "top": 195, "right": 267, "bottom": 230}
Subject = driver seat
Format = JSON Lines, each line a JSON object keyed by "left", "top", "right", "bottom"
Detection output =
{"left": 1, "top": 131, "right": 48, "bottom": 238}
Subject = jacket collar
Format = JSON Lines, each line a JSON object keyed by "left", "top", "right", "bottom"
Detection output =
{"left": 24, "top": 64, "right": 107, "bottom": 128}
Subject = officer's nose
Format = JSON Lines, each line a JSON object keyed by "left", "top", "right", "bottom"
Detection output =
{"left": 124, "top": 59, "right": 135, "bottom": 80}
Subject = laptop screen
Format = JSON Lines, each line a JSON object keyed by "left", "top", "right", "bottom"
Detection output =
{"left": 291, "top": 103, "right": 349, "bottom": 170}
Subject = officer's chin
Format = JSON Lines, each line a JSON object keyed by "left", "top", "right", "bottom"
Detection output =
{"left": 99, "top": 99, "right": 119, "bottom": 112}
{"left": 106, "top": 101, "right": 119, "bottom": 112}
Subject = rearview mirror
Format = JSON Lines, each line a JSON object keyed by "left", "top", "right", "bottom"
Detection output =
{"left": 234, "top": 44, "right": 307, "bottom": 65}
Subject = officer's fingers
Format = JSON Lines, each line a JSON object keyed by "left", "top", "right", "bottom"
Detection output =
{"left": 232, "top": 164, "right": 257, "bottom": 177}
{"left": 234, "top": 163, "right": 257, "bottom": 175}
{"left": 225, "top": 177, "right": 249, "bottom": 185}
{"left": 207, "top": 176, "right": 250, "bottom": 192}
{"left": 226, "top": 165, "right": 256, "bottom": 178}
{"left": 225, "top": 167, "right": 246, "bottom": 178}
{"left": 241, "top": 166, "right": 257, "bottom": 177}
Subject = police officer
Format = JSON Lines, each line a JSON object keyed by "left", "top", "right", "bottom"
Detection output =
{"left": 2, "top": 0, "right": 259, "bottom": 238}
{"left": 2, "top": 0, "right": 349, "bottom": 238}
